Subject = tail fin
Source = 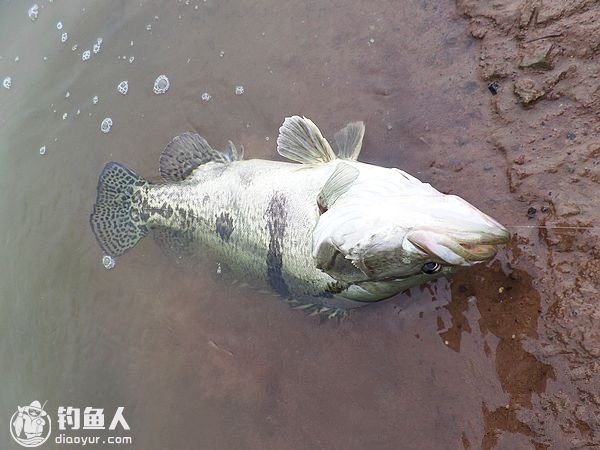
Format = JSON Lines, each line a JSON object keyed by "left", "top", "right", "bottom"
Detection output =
{"left": 90, "top": 162, "right": 150, "bottom": 256}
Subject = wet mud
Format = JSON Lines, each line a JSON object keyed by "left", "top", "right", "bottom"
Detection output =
{"left": 0, "top": 0, "right": 598, "bottom": 449}
{"left": 456, "top": 0, "right": 600, "bottom": 448}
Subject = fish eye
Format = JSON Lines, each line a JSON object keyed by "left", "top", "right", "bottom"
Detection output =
{"left": 421, "top": 261, "right": 441, "bottom": 274}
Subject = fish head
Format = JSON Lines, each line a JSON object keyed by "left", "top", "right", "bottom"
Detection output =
{"left": 314, "top": 165, "right": 510, "bottom": 286}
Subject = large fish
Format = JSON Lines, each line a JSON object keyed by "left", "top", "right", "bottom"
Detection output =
{"left": 90, "top": 116, "right": 509, "bottom": 316}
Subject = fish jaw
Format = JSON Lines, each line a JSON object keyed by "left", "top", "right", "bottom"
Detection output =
{"left": 403, "top": 194, "right": 511, "bottom": 266}
{"left": 347, "top": 196, "right": 510, "bottom": 280}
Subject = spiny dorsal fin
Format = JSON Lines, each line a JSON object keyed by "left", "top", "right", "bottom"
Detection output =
{"left": 223, "top": 140, "right": 244, "bottom": 161}
{"left": 159, "top": 132, "right": 239, "bottom": 182}
{"left": 334, "top": 121, "right": 365, "bottom": 161}
{"left": 317, "top": 162, "right": 359, "bottom": 213}
{"left": 277, "top": 116, "right": 336, "bottom": 164}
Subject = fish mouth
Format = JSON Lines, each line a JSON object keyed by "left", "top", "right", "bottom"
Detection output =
{"left": 407, "top": 227, "right": 511, "bottom": 266}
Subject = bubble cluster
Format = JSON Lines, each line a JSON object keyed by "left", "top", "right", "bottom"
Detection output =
{"left": 92, "top": 95, "right": 99, "bottom": 104}
{"left": 62, "top": 112, "right": 68, "bottom": 120}
{"left": 82, "top": 50, "right": 91, "bottom": 61}
{"left": 102, "top": 255, "right": 116, "bottom": 269}
{"left": 235, "top": 85, "right": 245, "bottom": 95}
{"left": 61, "top": 32, "right": 68, "bottom": 43}
{"left": 117, "top": 80, "right": 129, "bottom": 95}
{"left": 2, "top": 77, "right": 11, "bottom": 89}
{"left": 28, "top": 4, "right": 39, "bottom": 21}
{"left": 153, "top": 75, "right": 170, "bottom": 94}
{"left": 100, "top": 117, "right": 113, "bottom": 133}
{"left": 201, "top": 92, "right": 211, "bottom": 102}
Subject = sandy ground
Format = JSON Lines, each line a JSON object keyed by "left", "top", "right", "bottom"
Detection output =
{"left": 0, "top": 0, "right": 599, "bottom": 449}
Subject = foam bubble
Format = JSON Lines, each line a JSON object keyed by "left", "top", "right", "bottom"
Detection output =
{"left": 117, "top": 80, "right": 129, "bottom": 95}
{"left": 153, "top": 75, "right": 170, "bottom": 94}
{"left": 100, "top": 117, "right": 113, "bottom": 133}
{"left": 102, "top": 255, "right": 116, "bottom": 269}
{"left": 39, "top": 146, "right": 46, "bottom": 155}
{"left": 28, "top": 4, "right": 39, "bottom": 21}
{"left": 201, "top": 92, "right": 211, "bottom": 102}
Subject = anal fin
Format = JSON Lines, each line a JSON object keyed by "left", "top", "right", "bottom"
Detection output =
{"left": 153, "top": 227, "right": 196, "bottom": 259}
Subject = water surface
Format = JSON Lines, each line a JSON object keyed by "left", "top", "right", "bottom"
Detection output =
{"left": 0, "top": 1, "right": 533, "bottom": 448}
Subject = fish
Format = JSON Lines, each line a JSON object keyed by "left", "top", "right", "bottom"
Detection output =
{"left": 90, "top": 116, "right": 510, "bottom": 316}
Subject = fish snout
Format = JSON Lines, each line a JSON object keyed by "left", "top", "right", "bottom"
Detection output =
{"left": 406, "top": 223, "right": 510, "bottom": 266}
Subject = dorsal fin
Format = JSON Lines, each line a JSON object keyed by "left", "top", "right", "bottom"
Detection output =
{"left": 159, "top": 132, "right": 240, "bottom": 182}
{"left": 277, "top": 116, "right": 336, "bottom": 164}
{"left": 334, "top": 121, "right": 365, "bottom": 161}
{"left": 317, "top": 162, "right": 359, "bottom": 213}
{"left": 223, "top": 140, "right": 244, "bottom": 162}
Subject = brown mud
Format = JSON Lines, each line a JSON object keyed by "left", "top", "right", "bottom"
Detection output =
{"left": 456, "top": 0, "right": 600, "bottom": 448}
{"left": 0, "top": 0, "right": 598, "bottom": 449}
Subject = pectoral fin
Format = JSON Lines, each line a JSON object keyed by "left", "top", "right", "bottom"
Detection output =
{"left": 276, "top": 116, "right": 336, "bottom": 164}
{"left": 317, "top": 162, "right": 359, "bottom": 213}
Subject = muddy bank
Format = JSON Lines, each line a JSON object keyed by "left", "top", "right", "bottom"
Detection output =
{"left": 456, "top": 0, "right": 600, "bottom": 448}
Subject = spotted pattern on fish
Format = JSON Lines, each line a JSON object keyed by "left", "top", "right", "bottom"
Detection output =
{"left": 89, "top": 162, "right": 150, "bottom": 256}
{"left": 265, "top": 192, "right": 289, "bottom": 297}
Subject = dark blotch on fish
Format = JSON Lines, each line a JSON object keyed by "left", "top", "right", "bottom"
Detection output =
{"left": 265, "top": 192, "right": 289, "bottom": 297}
{"left": 215, "top": 212, "right": 234, "bottom": 242}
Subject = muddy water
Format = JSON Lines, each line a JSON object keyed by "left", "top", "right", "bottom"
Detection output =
{"left": 0, "top": 1, "right": 562, "bottom": 449}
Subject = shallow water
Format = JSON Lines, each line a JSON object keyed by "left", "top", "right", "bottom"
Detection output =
{"left": 0, "top": 1, "right": 561, "bottom": 449}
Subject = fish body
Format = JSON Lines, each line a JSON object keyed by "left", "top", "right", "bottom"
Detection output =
{"left": 91, "top": 116, "right": 509, "bottom": 315}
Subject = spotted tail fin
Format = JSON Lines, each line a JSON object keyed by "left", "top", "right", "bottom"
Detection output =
{"left": 90, "top": 162, "right": 150, "bottom": 257}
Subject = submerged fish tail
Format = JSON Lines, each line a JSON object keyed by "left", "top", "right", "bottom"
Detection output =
{"left": 90, "top": 162, "right": 150, "bottom": 256}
